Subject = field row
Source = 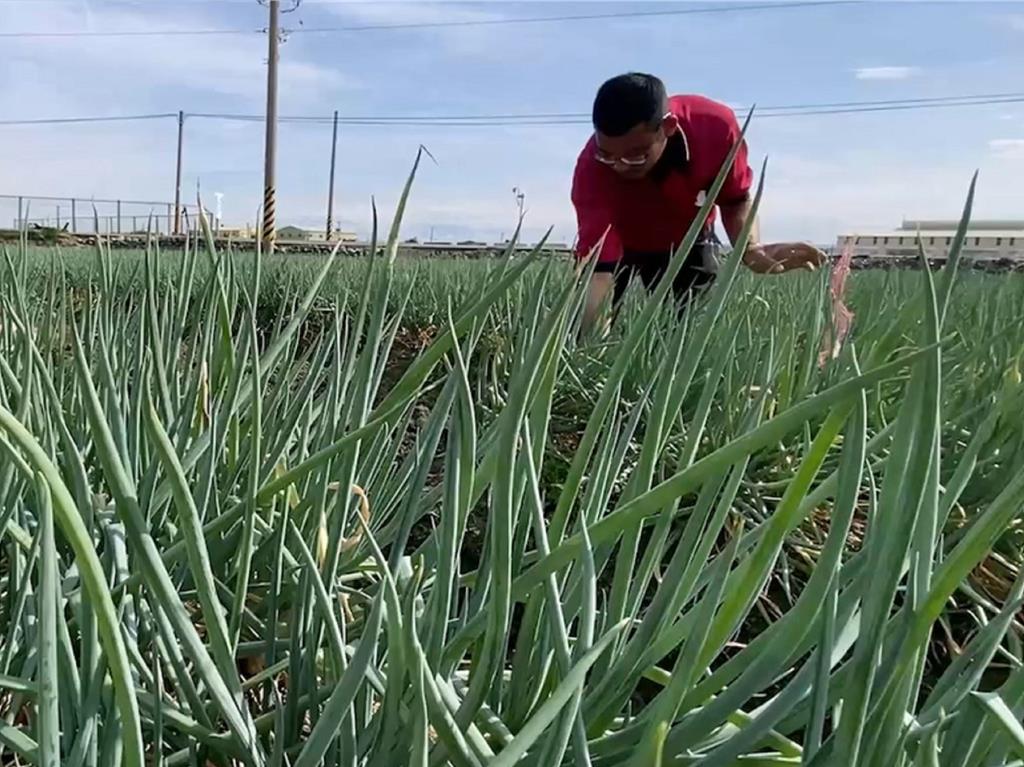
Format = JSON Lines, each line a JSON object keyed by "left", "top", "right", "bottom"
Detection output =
{"left": 1, "top": 188, "right": 1023, "bottom": 764}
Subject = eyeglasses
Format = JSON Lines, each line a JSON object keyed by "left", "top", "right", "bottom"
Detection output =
{"left": 594, "top": 152, "right": 649, "bottom": 168}
{"left": 593, "top": 113, "right": 672, "bottom": 168}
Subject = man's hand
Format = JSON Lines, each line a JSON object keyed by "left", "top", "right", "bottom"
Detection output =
{"left": 743, "top": 242, "right": 826, "bottom": 274}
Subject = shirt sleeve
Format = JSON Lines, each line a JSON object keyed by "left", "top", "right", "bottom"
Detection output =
{"left": 716, "top": 107, "right": 754, "bottom": 205}
{"left": 571, "top": 156, "right": 622, "bottom": 265}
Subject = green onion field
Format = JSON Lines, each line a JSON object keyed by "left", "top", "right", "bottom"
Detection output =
{"left": 1, "top": 164, "right": 1023, "bottom": 766}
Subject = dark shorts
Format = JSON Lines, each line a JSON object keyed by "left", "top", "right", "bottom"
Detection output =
{"left": 595, "top": 233, "right": 721, "bottom": 313}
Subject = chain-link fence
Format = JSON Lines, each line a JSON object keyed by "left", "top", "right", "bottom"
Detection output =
{"left": 0, "top": 194, "right": 210, "bottom": 235}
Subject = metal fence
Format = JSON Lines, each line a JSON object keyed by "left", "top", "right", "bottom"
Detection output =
{"left": 0, "top": 194, "right": 209, "bottom": 235}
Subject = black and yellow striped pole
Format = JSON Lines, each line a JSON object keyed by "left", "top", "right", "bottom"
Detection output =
{"left": 261, "top": 0, "right": 280, "bottom": 253}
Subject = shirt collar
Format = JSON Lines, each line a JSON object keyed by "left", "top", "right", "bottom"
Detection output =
{"left": 649, "top": 127, "right": 690, "bottom": 182}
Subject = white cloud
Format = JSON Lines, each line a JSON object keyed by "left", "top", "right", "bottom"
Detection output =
{"left": 1007, "top": 15, "right": 1024, "bottom": 32}
{"left": 324, "top": 2, "right": 505, "bottom": 27}
{"left": 0, "top": 2, "right": 357, "bottom": 111}
{"left": 854, "top": 66, "right": 920, "bottom": 81}
{"left": 1, "top": 2, "right": 1018, "bottom": 248}
{"left": 322, "top": 2, "right": 509, "bottom": 57}
{"left": 747, "top": 135, "right": 1022, "bottom": 244}
{"left": 989, "top": 139, "right": 1024, "bottom": 160}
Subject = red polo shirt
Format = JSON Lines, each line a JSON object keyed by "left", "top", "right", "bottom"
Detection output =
{"left": 571, "top": 94, "right": 753, "bottom": 265}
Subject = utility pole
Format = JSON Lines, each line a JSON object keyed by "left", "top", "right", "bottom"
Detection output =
{"left": 261, "top": 0, "right": 280, "bottom": 253}
{"left": 326, "top": 109, "right": 338, "bottom": 240}
{"left": 174, "top": 110, "right": 184, "bottom": 235}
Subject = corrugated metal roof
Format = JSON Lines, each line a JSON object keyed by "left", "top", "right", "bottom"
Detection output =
{"left": 900, "top": 219, "right": 1024, "bottom": 231}
{"left": 838, "top": 231, "right": 1024, "bottom": 239}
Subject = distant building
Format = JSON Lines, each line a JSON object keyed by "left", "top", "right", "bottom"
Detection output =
{"left": 277, "top": 226, "right": 357, "bottom": 243}
{"left": 278, "top": 225, "right": 311, "bottom": 241}
{"left": 311, "top": 229, "right": 357, "bottom": 243}
{"left": 217, "top": 225, "right": 255, "bottom": 239}
{"left": 837, "top": 219, "right": 1024, "bottom": 260}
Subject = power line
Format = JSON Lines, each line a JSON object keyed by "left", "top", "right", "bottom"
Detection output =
{"left": 291, "top": 1, "right": 858, "bottom": 34}
{"left": 189, "top": 93, "right": 1024, "bottom": 125}
{"left": 3, "top": 92, "right": 1022, "bottom": 129}
{"left": 193, "top": 91, "right": 1015, "bottom": 123}
{"left": 0, "top": 27, "right": 257, "bottom": 39}
{"left": 187, "top": 111, "right": 590, "bottom": 122}
{"left": 0, "top": 113, "right": 178, "bottom": 126}
{"left": 730, "top": 91, "right": 1024, "bottom": 112}
{"left": 0, "top": 1, "right": 856, "bottom": 39}
{"left": 757, "top": 96, "right": 1024, "bottom": 118}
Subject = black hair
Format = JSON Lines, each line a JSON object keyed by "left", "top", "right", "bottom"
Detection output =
{"left": 592, "top": 72, "right": 667, "bottom": 137}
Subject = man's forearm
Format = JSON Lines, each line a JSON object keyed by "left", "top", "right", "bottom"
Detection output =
{"left": 718, "top": 199, "right": 825, "bottom": 275}
{"left": 719, "top": 198, "right": 760, "bottom": 250}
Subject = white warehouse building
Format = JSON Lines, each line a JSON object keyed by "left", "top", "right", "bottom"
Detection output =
{"left": 836, "top": 220, "right": 1024, "bottom": 261}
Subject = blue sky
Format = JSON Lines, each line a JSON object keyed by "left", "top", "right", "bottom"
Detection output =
{"left": 1, "top": 0, "right": 1022, "bottom": 245}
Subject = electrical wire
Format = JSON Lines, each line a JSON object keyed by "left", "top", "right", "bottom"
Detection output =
{"left": 755, "top": 96, "right": 1024, "bottom": 118}
{"left": 188, "top": 93, "right": 1024, "bottom": 125}
{"left": 0, "top": 27, "right": 258, "bottom": 38}
{"left": 3, "top": 92, "right": 1022, "bottom": 128}
{"left": 0, "top": 1, "right": 857, "bottom": 39}
{"left": 291, "top": 1, "right": 858, "bottom": 34}
{"left": 0, "top": 113, "right": 179, "bottom": 126}
{"left": 189, "top": 92, "right": 1024, "bottom": 123}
